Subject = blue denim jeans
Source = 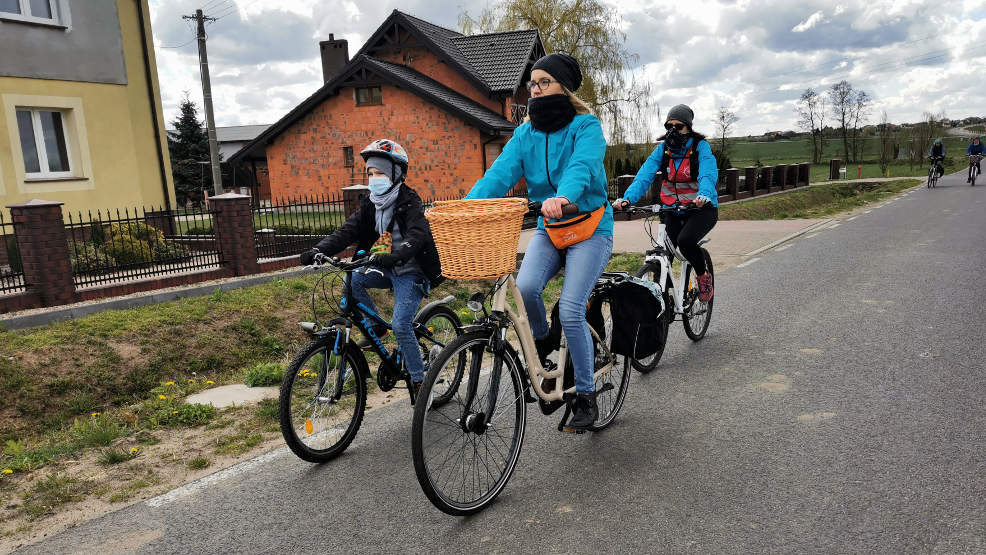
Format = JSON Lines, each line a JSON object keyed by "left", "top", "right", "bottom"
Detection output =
{"left": 348, "top": 268, "right": 429, "bottom": 383}
{"left": 516, "top": 230, "right": 613, "bottom": 393}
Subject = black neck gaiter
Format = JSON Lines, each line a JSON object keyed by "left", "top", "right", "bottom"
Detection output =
{"left": 528, "top": 94, "right": 576, "bottom": 133}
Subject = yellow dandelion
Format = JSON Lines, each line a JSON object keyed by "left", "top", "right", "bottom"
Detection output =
{"left": 172, "top": 410, "right": 179, "bottom": 415}
{"left": 90, "top": 412, "right": 101, "bottom": 417}
{"left": 2, "top": 468, "right": 13, "bottom": 474}
{"left": 166, "top": 381, "right": 175, "bottom": 386}
{"left": 129, "top": 447, "right": 140, "bottom": 454}
{"left": 158, "top": 394, "right": 167, "bottom": 400}
{"left": 206, "top": 380, "right": 215, "bottom": 385}
{"left": 187, "top": 379, "right": 195, "bottom": 383}
{"left": 428, "top": 327, "right": 434, "bottom": 332}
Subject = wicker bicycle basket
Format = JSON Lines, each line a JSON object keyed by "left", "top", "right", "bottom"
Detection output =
{"left": 425, "top": 198, "right": 529, "bottom": 280}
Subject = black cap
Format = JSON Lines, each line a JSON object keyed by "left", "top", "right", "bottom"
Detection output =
{"left": 532, "top": 53, "right": 583, "bottom": 92}
{"left": 666, "top": 104, "right": 695, "bottom": 129}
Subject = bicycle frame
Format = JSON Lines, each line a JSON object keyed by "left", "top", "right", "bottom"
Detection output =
{"left": 487, "top": 274, "right": 615, "bottom": 403}
{"left": 642, "top": 214, "right": 708, "bottom": 316}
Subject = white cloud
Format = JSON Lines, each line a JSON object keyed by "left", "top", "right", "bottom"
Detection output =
{"left": 792, "top": 11, "right": 825, "bottom": 33}
{"left": 149, "top": 0, "right": 985, "bottom": 138}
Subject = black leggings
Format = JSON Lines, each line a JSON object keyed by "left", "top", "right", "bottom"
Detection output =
{"left": 970, "top": 160, "right": 981, "bottom": 178}
{"left": 662, "top": 205, "right": 718, "bottom": 275}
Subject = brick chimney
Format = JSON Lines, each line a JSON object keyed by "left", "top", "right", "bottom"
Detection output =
{"left": 319, "top": 34, "right": 349, "bottom": 83}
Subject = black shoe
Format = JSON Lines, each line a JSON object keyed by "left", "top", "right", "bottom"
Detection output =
{"left": 534, "top": 335, "right": 558, "bottom": 366}
{"left": 564, "top": 393, "right": 598, "bottom": 432}
{"left": 408, "top": 381, "right": 422, "bottom": 404}
{"left": 356, "top": 325, "right": 389, "bottom": 349}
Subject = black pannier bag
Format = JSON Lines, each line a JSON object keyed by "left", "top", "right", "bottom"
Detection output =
{"left": 606, "top": 279, "right": 665, "bottom": 359}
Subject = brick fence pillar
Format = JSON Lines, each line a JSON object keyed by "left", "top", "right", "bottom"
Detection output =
{"left": 829, "top": 159, "right": 841, "bottom": 180}
{"left": 7, "top": 199, "right": 76, "bottom": 307}
{"left": 761, "top": 165, "right": 775, "bottom": 191}
{"left": 745, "top": 166, "right": 759, "bottom": 196}
{"left": 342, "top": 184, "right": 369, "bottom": 216}
{"left": 210, "top": 193, "right": 258, "bottom": 276}
{"left": 786, "top": 164, "right": 799, "bottom": 189}
{"left": 726, "top": 168, "right": 739, "bottom": 199}
{"left": 775, "top": 164, "right": 788, "bottom": 189}
{"left": 798, "top": 162, "right": 811, "bottom": 186}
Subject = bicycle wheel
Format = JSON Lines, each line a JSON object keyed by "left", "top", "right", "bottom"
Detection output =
{"left": 631, "top": 264, "right": 673, "bottom": 373}
{"left": 416, "top": 305, "right": 465, "bottom": 408}
{"left": 683, "top": 249, "right": 714, "bottom": 341}
{"left": 588, "top": 297, "right": 631, "bottom": 431}
{"left": 973, "top": 167, "right": 978, "bottom": 187}
{"left": 279, "top": 335, "right": 367, "bottom": 463}
{"left": 411, "top": 331, "right": 527, "bottom": 516}
{"left": 927, "top": 167, "right": 934, "bottom": 188}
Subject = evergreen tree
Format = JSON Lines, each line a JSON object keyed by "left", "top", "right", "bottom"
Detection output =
{"left": 167, "top": 95, "right": 214, "bottom": 206}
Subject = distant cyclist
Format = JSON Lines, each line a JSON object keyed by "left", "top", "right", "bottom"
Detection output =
{"left": 612, "top": 104, "right": 719, "bottom": 302}
{"left": 929, "top": 139, "right": 945, "bottom": 178}
{"left": 967, "top": 136, "right": 985, "bottom": 183}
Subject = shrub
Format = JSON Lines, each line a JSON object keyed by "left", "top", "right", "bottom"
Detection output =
{"left": 151, "top": 240, "right": 191, "bottom": 262}
{"left": 104, "top": 222, "right": 165, "bottom": 243}
{"left": 101, "top": 234, "right": 153, "bottom": 265}
{"left": 244, "top": 362, "right": 283, "bottom": 387}
{"left": 184, "top": 224, "right": 214, "bottom": 235}
{"left": 70, "top": 243, "right": 116, "bottom": 274}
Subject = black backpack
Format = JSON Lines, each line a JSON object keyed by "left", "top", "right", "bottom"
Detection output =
{"left": 607, "top": 280, "right": 665, "bottom": 359}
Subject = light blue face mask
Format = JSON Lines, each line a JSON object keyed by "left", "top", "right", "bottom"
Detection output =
{"left": 368, "top": 175, "right": 392, "bottom": 195}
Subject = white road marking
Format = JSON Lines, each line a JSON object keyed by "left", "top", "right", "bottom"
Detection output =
{"left": 829, "top": 223, "right": 841, "bottom": 228}
{"left": 864, "top": 210, "right": 872, "bottom": 214}
{"left": 774, "top": 244, "right": 792, "bottom": 252}
{"left": 145, "top": 448, "right": 287, "bottom": 508}
{"left": 847, "top": 216, "right": 858, "bottom": 221}
{"left": 804, "top": 233, "right": 820, "bottom": 239}
{"left": 736, "top": 257, "right": 761, "bottom": 268}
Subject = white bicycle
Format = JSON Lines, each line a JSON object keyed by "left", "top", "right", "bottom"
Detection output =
{"left": 619, "top": 204, "right": 714, "bottom": 372}
{"left": 970, "top": 154, "right": 982, "bottom": 187}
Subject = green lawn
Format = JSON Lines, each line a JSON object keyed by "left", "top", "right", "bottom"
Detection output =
{"left": 718, "top": 179, "right": 922, "bottom": 220}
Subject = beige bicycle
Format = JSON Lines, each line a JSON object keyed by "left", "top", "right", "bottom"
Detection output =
{"left": 410, "top": 199, "right": 632, "bottom": 515}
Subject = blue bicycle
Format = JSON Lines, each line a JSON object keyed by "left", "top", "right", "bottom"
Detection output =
{"left": 278, "top": 253, "right": 464, "bottom": 463}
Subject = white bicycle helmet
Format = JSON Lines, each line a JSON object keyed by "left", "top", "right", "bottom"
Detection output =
{"left": 360, "top": 139, "right": 409, "bottom": 173}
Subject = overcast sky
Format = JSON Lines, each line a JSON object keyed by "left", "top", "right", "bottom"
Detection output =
{"left": 149, "top": 0, "right": 986, "bottom": 137}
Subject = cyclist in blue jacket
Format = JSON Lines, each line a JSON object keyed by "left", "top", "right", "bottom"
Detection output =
{"left": 967, "top": 136, "right": 985, "bottom": 182}
{"left": 613, "top": 104, "right": 719, "bottom": 302}
{"left": 465, "top": 53, "right": 612, "bottom": 431}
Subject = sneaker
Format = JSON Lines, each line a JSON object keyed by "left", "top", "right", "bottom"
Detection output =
{"left": 565, "top": 393, "right": 598, "bottom": 432}
{"left": 356, "top": 325, "right": 389, "bottom": 349}
{"left": 696, "top": 273, "right": 714, "bottom": 303}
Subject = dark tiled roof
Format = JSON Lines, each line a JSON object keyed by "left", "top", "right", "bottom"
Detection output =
{"left": 452, "top": 30, "right": 540, "bottom": 92}
{"left": 364, "top": 57, "right": 514, "bottom": 133}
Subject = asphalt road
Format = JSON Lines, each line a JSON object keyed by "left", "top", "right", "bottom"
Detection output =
{"left": 17, "top": 171, "right": 986, "bottom": 554}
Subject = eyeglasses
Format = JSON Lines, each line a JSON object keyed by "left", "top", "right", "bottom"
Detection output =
{"left": 526, "top": 78, "right": 559, "bottom": 92}
{"left": 664, "top": 122, "right": 687, "bottom": 131}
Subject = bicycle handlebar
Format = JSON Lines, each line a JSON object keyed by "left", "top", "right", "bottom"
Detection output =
{"left": 527, "top": 200, "right": 580, "bottom": 215}
{"left": 307, "top": 253, "right": 372, "bottom": 272}
{"left": 616, "top": 203, "right": 703, "bottom": 214}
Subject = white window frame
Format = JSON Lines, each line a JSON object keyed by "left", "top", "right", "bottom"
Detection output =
{"left": 0, "top": 0, "right": 65, "bottom": 27}
{"left": 16, "top": 108, "right": 74, "bottom": 179}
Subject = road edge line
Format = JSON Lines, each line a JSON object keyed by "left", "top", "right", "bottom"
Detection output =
{"left": 743, "top": 219, "right": 833, "bottom": 257}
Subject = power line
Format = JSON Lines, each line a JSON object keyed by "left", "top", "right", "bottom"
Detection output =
{"left": 201, "top": 0, "right": 231, "bottom": 12}
{"left": 156, "top": 37, "right": 197, "bottom": 49}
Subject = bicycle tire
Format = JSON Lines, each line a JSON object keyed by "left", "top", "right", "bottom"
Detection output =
{"left": 411, "top": 331, "right": 527, "bottom": 516}
{"left": 587, "top": 296, "right": 632, "bottom": 431}
{"left": 927, "top": 167, "right": 934, "bottom": 188}
{"left": 631, "top": 264, "right": 673, "bottom": 373}
{"left": 279, "top": 335, "right": 368, "bottom": 463}
{"left": 415, "top": 305, "right": 464, "bottom": 408}
{"left": 972, "top": 167, "right": 978, "bottom": 187}
{"left": 682, "top": 248, "right": 714, "bottom": 341}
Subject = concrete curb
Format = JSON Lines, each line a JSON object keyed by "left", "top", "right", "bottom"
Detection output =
{"left": 743, "top": 219, "right": 833, "bottom": 257}
{"left": 0, "top": 267, "right": 310, "bottom": 331}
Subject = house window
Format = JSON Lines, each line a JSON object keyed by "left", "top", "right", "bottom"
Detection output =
{"left": 355, "top": 87, "right": 383, "bottom": 106}
{"left": 343, "top": 146, "right": 354, "bottom": 167}
{"left": 16, "top": 108, "right": 72, "bottom": 178}
{"left": 0, "top": 0, "right": 62, "bottom": 25}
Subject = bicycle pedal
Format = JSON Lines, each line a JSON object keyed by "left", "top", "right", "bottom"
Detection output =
{"left": 561, "top": 426, "right": 587, "bottom": 435}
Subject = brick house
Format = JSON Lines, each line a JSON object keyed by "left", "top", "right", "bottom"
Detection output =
{"left": 229, "top": 10, "right": 545, "bottom": 200}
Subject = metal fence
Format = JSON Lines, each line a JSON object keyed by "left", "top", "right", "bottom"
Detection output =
{"left": 66, "top": 206, "right": 224, "bottom": 288}
{"left": 0, "top": 212, "right": 25, "bottom": 294}
{"left": 253, "top": 194, "right": 348, "bottom": 260}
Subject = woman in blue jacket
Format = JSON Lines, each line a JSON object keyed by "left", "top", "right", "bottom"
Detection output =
{"left": 465, "top": 53, "right": 613, "bottom": 431}
{"left": 613, "top": 104, "right": 719, "bottom": 302}
{"left": 967, "top": 136, "right": 985, "bottom": 182}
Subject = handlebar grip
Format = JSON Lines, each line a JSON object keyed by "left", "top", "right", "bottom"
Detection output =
{"left": 527, "top": 200, "right": 580, "bottom": 214}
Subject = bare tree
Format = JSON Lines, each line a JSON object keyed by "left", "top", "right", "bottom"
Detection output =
{"left": 795, "top": 88, "right": 825, "bottom": 163}
{"left": 878, "top": 110, "right": 892, "bottom": 174}
{"left": 828, "top": 80, "right": 854, "bottom": 162}
{"left": 713, "top": 107, "right": 739, "bottom": 169}
{"left": 848, "top": 90, "right": 871, "bottom": 162}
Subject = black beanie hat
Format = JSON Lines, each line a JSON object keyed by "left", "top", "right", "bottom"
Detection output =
{"left": 532, "top": 53, "right": 583, "bottom": 92}
{"left": 666, "top": 104, "right": 695, "bottom": 129}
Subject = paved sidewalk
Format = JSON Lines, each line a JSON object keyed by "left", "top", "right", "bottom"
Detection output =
{"left": 519, "top": 218, "right": 830, "bottom": 271}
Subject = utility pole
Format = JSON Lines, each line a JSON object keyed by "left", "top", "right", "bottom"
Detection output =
{"left": 183, "top": 9, "right": 223, "bottom": 196}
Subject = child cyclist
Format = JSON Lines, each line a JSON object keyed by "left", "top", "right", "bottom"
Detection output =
{"left": 465, "top": 53, "right": 613, "bottom": 431}
{"left": 613, "top": 104, "right": 719, "bottom": 302}
{"left": 299, "top": 139, "right": 444, "bottom": 397}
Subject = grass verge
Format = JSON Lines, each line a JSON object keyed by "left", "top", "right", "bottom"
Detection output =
{"left": 719, "top": 179, "right": 921, "bottom": 220}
